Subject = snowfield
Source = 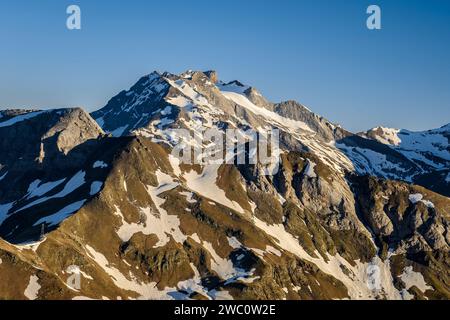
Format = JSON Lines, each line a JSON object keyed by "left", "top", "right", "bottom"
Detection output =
{"left": 183, "top": 165, "right": 245, "bottom": 214}
{"left": 220, "top": 90, "right": 313, "bottom": 133}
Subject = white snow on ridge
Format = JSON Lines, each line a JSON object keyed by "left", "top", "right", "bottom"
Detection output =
{"left": 220, "top": 90, "right": 313, "bottom": 133}
{"left": 85, "top": 244, "right": 214, "bottom": 300}
{"left": 0, "top": 171, "right": 7, "bottom": 181}
{"left": 206, "top": 242, "right": 258, "bottom": 286}
{"left": 90, "top": 181, "right": 103, "bottom": 196}
{"left": 368, "top": 127, "right": 402, "bottom": 146}
{"left": 166, "top": 79, "right": 210, "bottom": 107}
{"left": 166, "top": 95, "right": 192, "bottom": 109}
{"left": 14, "top": 237, "right": 47, "bottom": 252}
{"left": 408, "top": 193, "right": 435, "bottom": 208}
{"left": 0, "top": 111, "right": 48, "bottom": 128}
{"left": 0, "top": 202, "right": 14, "bottom": 226}
{"left": 353, "top": 124, "right": 450, "bottom": 176}
{"left": 72, "top": 296, "right": 95, "bottom": 300}
{"left": 117, "top": 76, "right": 168, "bottom": 114}
{"left": 24, "top": 275, "right": 41, "bottom": 300}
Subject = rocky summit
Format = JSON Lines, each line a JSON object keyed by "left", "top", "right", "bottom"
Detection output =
{"left": 0, "top": 70, "right": 448, "bottom": 300}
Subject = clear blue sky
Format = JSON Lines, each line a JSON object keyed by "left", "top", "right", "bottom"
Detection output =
{"left": 0, "top": 0, "right": 449, "bottom": 132}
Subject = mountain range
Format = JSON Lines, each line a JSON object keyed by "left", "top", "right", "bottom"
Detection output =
{"left": 0, "top": 70, "right": 448, "bottom": 300}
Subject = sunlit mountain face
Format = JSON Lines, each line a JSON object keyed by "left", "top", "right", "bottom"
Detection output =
{"left": 0, "top": 70, "right": 448, "bottom": 300}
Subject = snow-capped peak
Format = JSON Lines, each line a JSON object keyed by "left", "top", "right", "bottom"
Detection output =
{"left": 363, "top": 126, "right": 402, "bottom": 146}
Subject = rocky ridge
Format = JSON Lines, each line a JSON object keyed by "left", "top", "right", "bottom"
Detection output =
{"left": 0, "top": 70, "right": 448, "bottom": 300}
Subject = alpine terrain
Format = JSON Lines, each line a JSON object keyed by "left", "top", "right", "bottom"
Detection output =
{"left": 0, "top": 70, "right": 448, "bottom": 300}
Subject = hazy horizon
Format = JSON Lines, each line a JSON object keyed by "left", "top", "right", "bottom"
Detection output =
{"left": 1, "top": 0, "right": 449, "bottom": 132}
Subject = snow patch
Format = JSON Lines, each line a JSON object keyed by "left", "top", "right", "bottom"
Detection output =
{"left": 90, "top": 181, "right": 103, "bottom": 196}
{"left": 408, "top": 193, "right": 435, "bottom": 208}
{"left": 399, "top": 266, "right": 433, "bottom": 293}
{"left": 220, "top": 91, "right": 313, "bottom": 133}
{"left": 227, "top": 237, "right": 242, "bottom": 249}
{"left": 85, "top": 245, "right": 169, "bottom": 299}
{"left": 26, "top": 179, "right": 66, "bottom": 199}
{"left": 183, "top": 165, "right": 245, "bottom": 214}
{"left": 304, "top": 159, "right": 317, "bottom": 178}
{"left": 24, "top": 275, "right": 41, "bottom": 300}
{"left": 116, "top": 171, "right": 186, "bottom": 247}
{"left": 179, "top": 191, "right": 196, "bottom": 204}
{"left": 93, "top": 161, "right": 108, "bottom": 169}
{"left": 168, "top": 154, "right": 182, "bottom": 176}
{"left": 253, "top": 216, "right": 402, "bottom": 299}
{"left": 166, "top": 79, "right": 209, "bottom": 106}
{"left": 96, "top": 117, "right": 104, "bottom": 127}
{"left": 160, "top": 106, "right": 172, "bottom": 116}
